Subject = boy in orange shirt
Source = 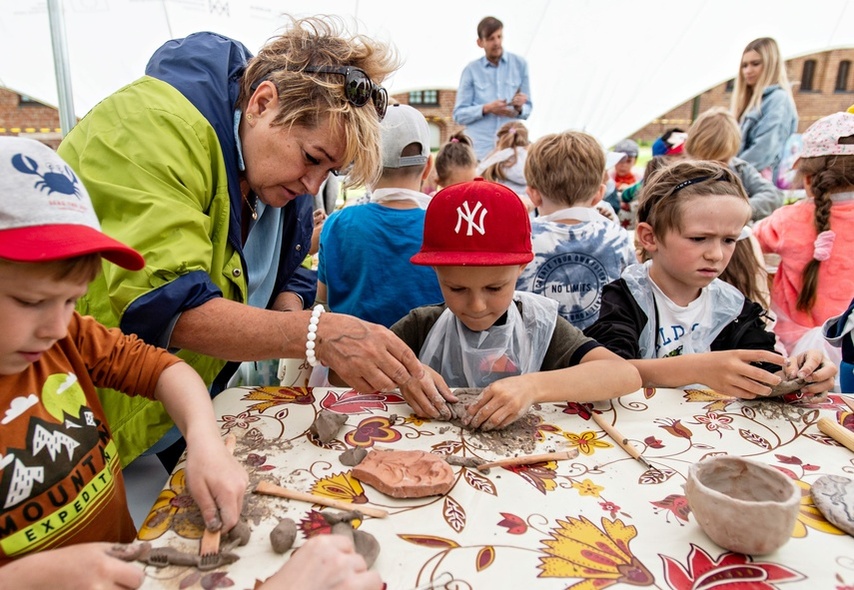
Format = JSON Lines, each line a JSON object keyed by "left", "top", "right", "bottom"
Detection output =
{"left": 0, "top": 137, "right": 250, "bottom": 585}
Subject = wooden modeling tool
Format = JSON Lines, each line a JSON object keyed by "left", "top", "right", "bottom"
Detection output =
{"left": 199, "top": 433, "right": 237, "bottom": 563}
{"left": 476, "top": 449, "right": 578, "bottom": 472}
{"left": 818, "top": 417, "right": 854, "bottom": 453}
{"left": 590, "top": 411, "right": 660, "bottom": 473}
{"left": 841, "top": 396, "right": 854, "bottom": 414}
{"left": 254, "top": 480, "right": 389, "bottom": 518}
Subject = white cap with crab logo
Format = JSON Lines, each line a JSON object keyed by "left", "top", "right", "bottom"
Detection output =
{"left": 0, "top": 137, "right": 144, "bottom": 270}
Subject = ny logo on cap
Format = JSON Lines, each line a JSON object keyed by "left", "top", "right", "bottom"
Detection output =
{"left": 454, "top": 200, "right": 487, "bottom": 236}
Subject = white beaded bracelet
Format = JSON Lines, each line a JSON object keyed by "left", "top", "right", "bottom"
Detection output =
{"left": 305, "top": 304, "right": 325, "bottom": 367}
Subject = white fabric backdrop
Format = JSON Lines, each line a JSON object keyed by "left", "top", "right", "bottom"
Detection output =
{"left": 1, "top": 0, "right": 853, "bottom": 147}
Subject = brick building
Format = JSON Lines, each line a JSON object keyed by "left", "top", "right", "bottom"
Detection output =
{"left": 630, "top": 47, "right": 854, "bottom": 143}
{"left": 391, "top": 47, "right": 854, "bottom": 148}
{"left": 3, "top": 46, "right": 852, "bottom": 151}
{"left": 0, "top": 88, "right": 64, "bottom": 149}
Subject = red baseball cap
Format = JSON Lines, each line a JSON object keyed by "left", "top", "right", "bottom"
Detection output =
{"left": 0, "top": 137, "right": 144, "bottom": 270}
{"left": 411, "top": 178, "right": 533, "bottom": 266}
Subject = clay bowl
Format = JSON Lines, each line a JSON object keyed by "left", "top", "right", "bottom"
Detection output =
{"left": 685, "top": 456, "right": 800, "bottom": 555}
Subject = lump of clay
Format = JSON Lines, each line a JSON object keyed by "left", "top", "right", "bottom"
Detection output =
{"left": 270, "top": 518, "right": 297, "bottom": 554}
{"left": 811, "top": 474, "right": 854, "bottom": 536}
{"left": 685, "top": 456, "right": 800, "bottom": 555}
{"left": 352, "top": 529, "right": 380, "bottom": 568}
{"left": 339, "top": 447, "right": 368, "bottom": 467}
{"left": 310, "top": 409, "right": 348, "bottom": 444}
{"left": 224, "top": 519, "right": 251, "bottom": 547}
{"left": 352, "top": 449, "right": 454, "bottom": 498}
{"left": 324, "top": 511, "right": 381, "bottom": 568}
{"left": 768, "top": 375, "right": 807, "bottom": 397}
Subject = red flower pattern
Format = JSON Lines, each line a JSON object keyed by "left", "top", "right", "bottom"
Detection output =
{"left": 661, "top": 543, "right": 805, "bottom": 589}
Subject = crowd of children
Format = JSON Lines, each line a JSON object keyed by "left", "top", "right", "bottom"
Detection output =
{"left": 2, "top": 22, "right": 853, "bottom": 586}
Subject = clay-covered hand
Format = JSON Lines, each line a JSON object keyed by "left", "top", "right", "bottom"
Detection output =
{"left": 511, "top": 91, "right": 528, "bottom": 108}
{"left": 785, "top": 350, "right": 838, "bottom": 396}
{"left": 696, "top": 350, "right": 787, "bottom": 399}
{"left": 398, "top": 364, "right": 457, "bottom": 420}
{"left": 184, "top": 436, "right": 249, "bottom": 533}
{"left": 259, "top": 534, "right": 382, "bottom": 590}
{"left": 464, "top": 375, "right": 535, "bottom": 430}
{"left": 316, "top": 314, "right": 424, "bottom": 393}
{"left": 0, "top": 542, "right": 145, "bottom": 589}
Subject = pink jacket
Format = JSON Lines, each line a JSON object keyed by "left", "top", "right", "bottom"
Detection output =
{"left": 753, "top": 195, "right": 854, "bottom": 352}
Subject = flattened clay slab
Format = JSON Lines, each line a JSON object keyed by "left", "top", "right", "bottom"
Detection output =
{"left": 811, "top": 474, "right": 854, "bottom": 536}
{"left": 352, "top": 449, "right": 454, "bottom": 498}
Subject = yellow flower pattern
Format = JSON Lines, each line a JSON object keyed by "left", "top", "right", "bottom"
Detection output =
{"left": 539, "top": 516, "right": 654, "bottom": 589}
{"left": 562, "top": 430, "right": 613, "bottom": 455}
{"left": 137, "top": 468, "right": 204, "bottom": 541}
{"left": 311, "top": 471, "right": 369, "bottom": 505}
{"left": 572, "top": 478, "right": 604, "bottom": 497}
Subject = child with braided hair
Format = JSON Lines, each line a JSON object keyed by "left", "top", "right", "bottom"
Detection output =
{"left": 754, "top": 112, "right": 854, "bottom": 360}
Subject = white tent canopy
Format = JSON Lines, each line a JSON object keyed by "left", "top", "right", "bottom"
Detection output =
{"left": 2, "top": 0, "right": 853, "bottom": 147}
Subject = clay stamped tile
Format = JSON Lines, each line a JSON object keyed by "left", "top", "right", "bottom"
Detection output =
{"left": 352, "top": 449, "right": 454, "bottom": 498}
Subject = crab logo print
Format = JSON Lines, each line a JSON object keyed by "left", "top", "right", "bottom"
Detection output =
{"left": 11, "top": 153, "right": 82, "bottom": 198}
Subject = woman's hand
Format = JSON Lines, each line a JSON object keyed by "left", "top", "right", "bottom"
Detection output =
{"left": 259, "top": 535, "right": 382, "bottom": 590}
{"left": 465, "top": 375, "right": 535, "bottom": 430}
{"left": 316, "top": 314, "right": 424, "bottom": 393}
{"left": 398, "top": 364, "right": 457, "bottom": 419}
{"left": 0, "top": 543, "right": 145, "bottom": 590}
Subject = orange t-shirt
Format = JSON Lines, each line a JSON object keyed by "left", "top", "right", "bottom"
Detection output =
{"left": 0, "top": 312, "right": 180, "bottom": 565}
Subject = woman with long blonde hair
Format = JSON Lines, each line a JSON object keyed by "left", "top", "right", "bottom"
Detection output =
{"left": 731, "top": 37, "right": 798, "bottom": 184}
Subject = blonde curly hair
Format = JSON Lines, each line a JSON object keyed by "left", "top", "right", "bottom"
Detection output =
{"left": 238, "top": 15, "right": 400, "bottom": 188}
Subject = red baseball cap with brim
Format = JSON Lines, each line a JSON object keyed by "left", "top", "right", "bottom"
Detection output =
{"left": 411, "top": 178, "right": 533, "bottom": 266}
{"left": 0, "top": 137, "right": 144, "bottom": 270}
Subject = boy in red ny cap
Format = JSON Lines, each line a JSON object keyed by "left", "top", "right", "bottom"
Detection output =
{"left": 391, "top": 179, "right": 641, "bottom": 430}
{"left": 0, "top": 137, "right": 248, "bottom": 586}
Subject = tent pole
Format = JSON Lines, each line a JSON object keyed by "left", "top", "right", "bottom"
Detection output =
{"left": 47, "top": 0, "right": 76, "bottom": 137}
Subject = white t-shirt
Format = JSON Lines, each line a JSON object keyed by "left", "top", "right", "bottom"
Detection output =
{"left": 650, "top": 281, "right": 714, "bottom": 358}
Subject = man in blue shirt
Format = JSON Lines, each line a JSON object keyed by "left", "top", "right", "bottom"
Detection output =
{"left": 453, "top": 16, "right": 532, "bottom": 160}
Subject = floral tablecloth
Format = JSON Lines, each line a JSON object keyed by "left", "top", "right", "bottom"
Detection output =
{"left": 138, "top": 386, "right": 854, "bottom": 590}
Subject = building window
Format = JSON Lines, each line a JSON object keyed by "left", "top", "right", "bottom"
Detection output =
{"left": 408, "top": 90, "right": 439, "bottom": 106}
{"left": 725, "top": 79, "right": 734, "bottom": 92}
{"left": 801, "top": 60, "right": 816, "bottom": 91}
{"left": 19, "top": 95, "right": 47, "bottom": 108}
{"left": 836, "top": 60, "right": 851, "bottom": 92}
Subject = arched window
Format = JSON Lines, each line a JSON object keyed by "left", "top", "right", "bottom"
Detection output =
{"left": 836, "top": 60, "right": 851, "bottom": 92}
{"left": 801, "top": 60, "right": 816, "bottom": 91}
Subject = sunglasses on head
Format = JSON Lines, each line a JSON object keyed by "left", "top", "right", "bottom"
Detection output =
{"left": 301, "top": 65, "right": 388, "bottom": 120}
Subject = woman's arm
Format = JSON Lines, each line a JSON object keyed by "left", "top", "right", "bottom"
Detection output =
{"left": 171, "top": 300, "right": 422, "bottom": 393}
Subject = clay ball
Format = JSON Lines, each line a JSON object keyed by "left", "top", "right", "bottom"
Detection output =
{"left": 270, "top": 518, "right": 297, "bottom": 554}
{"left": 685, "top": 456, "right": 799, "bottom": 555}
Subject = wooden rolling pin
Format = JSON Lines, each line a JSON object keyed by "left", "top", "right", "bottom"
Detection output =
{"left": 818, "top": 417, "right": 854, "bottom": 453}
{"left": 254, "top": 480, "right": 389, "bottom": 518}
{"left": 476, "top": 449, "right": 577, "bottom": 472}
